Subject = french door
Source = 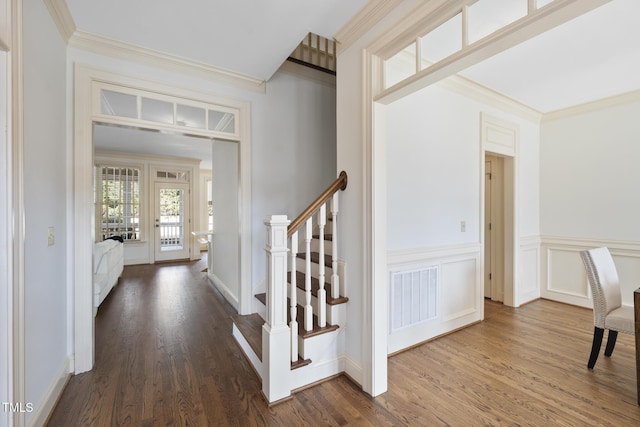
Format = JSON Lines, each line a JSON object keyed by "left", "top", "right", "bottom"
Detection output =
{"left": 154, "top": 182, "right": 191, "bottom": 261}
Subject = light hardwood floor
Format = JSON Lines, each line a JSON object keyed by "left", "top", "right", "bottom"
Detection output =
{"left": 46, "top": 256, "right": 640, "bottom": 426}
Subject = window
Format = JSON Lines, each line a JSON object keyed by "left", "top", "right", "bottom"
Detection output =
{"left": 97, "top": 165, "right": 141, "bottom": 241}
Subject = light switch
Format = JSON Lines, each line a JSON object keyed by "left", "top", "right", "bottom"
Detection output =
{"left": 460, "top": 221, "right": 466, "bottom": 232}
{"left": 47, "top": 227, "right": 55, "bottom": 246}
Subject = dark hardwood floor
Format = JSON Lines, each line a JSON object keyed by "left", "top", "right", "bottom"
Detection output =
{"left": 46, "top": 256, "right": 640, "bottom": 426}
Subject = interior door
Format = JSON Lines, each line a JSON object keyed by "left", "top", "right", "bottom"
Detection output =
{"left": 154, "top": 182, "right": 191, "bottom": 261}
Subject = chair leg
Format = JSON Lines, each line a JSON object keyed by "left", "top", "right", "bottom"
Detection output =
{"left": 604, "top": 330, "right": 618, "bottom": 357}
{"left": 588, "top": 327, "right": 604, "bottom": 369}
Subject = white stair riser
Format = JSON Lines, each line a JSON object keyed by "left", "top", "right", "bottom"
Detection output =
{"left": 298, "top": 328, "right": 340, "bottom": 361}
{"left": 291, "top": 287, "right": 345, "bottom": 324}
{"left": 295, "top": 258, "right": 333, "bottom": 279}
{"left": 310, "top": 239, "right": 333, "bottom": 256}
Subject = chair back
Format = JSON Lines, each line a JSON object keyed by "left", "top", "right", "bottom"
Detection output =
{"left": 580, "top": 247, "right": 622, "bottom": 328}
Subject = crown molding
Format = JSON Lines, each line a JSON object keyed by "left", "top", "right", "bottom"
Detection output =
{"left": 389, "top": 50, "right": 542, "bottom": 122}
{"left": 69, "top": 31, "right": 266, "bottom": 92}
{"left": 43, "top": 0, "right": 76, "bottom": 42}
{"left": 439, "top": 73, "right": 543, "bottom": 123}
{"left": 542, "top": 90, "right": 640, "bottom": 123}
{"left": 334, "top": 0, "right": 404, "bottom": 54}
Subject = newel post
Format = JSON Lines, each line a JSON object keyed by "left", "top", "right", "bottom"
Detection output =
{"left": 262, "top": 215, "right": 291, "bottom": 403}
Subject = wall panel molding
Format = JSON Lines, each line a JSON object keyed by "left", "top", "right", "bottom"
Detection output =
{"left": 387, "top": 243, "right": 482, "bottom": 354}
{"left": 541, "top": 235, "right": 640, "bottom": 308}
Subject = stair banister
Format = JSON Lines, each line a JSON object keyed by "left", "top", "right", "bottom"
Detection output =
{"left": 287, "top": 171, "right": 347, "bottom": 238}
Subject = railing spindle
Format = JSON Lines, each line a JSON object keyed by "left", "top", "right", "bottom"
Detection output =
{"left": 304, "top": 218, "right": 313, "bottom": 331}
{"left": 317, "top": 204, "right": 327, "bottom": 327}
{"left": 331, "top": 193, "right": 340, "bottom": 300}
{"left": 289, "top": 231, "right": 299, "bottom": 362}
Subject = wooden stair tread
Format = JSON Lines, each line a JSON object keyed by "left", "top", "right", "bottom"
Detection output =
{"left": 231, "top": 313, "right": 263, "bottom": 361}
{"left": 296, "top": 251, "right": 332, "bottom": 267}
{"left": 286, "top": 271, "right": 349, "bottom": 305}
{"left": 253, "top": 293, "right": 340, "bottom": 338}
{"left": 295, "top": 304, "right": 339, "bottom": 338}
{"left": 291, "top": 357, "right": 312, "bottom": 370}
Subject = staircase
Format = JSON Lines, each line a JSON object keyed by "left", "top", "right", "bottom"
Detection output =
{"left": 231, "top": 171, "right": 348, "bottom": 403}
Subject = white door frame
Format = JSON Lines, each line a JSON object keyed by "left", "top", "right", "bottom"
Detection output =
{"left": 3, "top": 0, "right": 26, "bottom": 425}
{"left": 73, "top": 65, "right": 252, "bottom": 373}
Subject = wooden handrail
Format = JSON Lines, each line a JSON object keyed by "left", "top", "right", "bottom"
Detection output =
{"left": 287, "top": 171, "right": 347, "bottom": 238}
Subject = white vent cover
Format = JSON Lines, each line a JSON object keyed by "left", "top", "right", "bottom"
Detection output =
{"left": 391, "top": 266, "right": 438, "bottom": 332}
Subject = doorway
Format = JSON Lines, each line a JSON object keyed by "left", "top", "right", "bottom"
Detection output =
{"left": 154, "top": 182, "right": 191, "bottom": 261}
{"left": 484, "top": 154, "right": 504, "bottom": 302}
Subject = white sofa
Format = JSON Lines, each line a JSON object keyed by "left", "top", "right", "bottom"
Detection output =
{"left": 93, "top": 239, "right": 124, "bottom": 315}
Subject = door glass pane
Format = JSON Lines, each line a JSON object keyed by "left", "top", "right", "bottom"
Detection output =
{"left": 101, "top": 90, "right": 137, "bottom": 119}
{"left": 158, "top": 188, "right": 185, "bottom": 251}
{"left": 467, "top": 0, "right": 528, "bottom": 44}
{"left": 208, "top": 110, "right": 236, "bottom": 133}
{"left": 141, "top": 97, "right": 174, "bottom": 124}
{"left": 177, "top": 104, "right": 206, "bottom": 129}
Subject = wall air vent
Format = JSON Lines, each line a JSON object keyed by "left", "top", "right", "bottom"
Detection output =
{"left": 390, "top": 266, "right": 438, "bottom": 332}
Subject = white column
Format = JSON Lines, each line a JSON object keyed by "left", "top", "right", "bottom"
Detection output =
{"left": 262, "top": 215, "right": 291, "bottom": 402}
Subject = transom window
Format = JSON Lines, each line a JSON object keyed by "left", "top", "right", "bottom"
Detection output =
{"left": 96, "top": 83, "right": 239, "bottom": 138}
{"left": 382, "top": 0, "right": 562, "bottom": 91}
{"left": 96, "top": 165, "right": 141, "bottom": 242}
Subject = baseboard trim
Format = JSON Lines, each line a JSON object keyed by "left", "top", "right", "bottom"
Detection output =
{"left": 28, "top": 355, "right": 72, "bottom": 427}
{"left": 208, "top": 272, "right": 239, "bottom": 311}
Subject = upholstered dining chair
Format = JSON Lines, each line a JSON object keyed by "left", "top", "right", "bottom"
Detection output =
{"left": 580, "top": 247, "right": 635, "bottom": 369}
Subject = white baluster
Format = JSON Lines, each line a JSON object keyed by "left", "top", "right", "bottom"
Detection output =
{"left": 317, "top": 204, "right": 327, "bottom": 327}
{"left": 304, "top": 217, "right": 313, "bottom": 331}
{"left": 289, "top": 231, "right": 299, "bottom": 363}
{"left": 331, "top": 193, "right": 340, "bottom": 300}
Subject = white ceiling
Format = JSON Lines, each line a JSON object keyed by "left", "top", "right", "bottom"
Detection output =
{"left": 84, "top": 0, "right": 640, "bottom": 165}
{"left": 65, "top": 0, "right": 368, "bottom": 81}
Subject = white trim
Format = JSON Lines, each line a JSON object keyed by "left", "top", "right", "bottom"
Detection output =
{"left": 73, "top": 64, "right": 253, "bottom": 372}
{"left": 43, "top": 0, "right": 75, "bottom": 42}
{"left": 69, "top": 31, "right": 266, "bottom": 93}
{"left": 439, "top": 74, "right": 542, "bottom": 123}
{"left": 388, "top": 243, "right": 483, "bottom": 267}
{"left": 11, "top": 0, "right": 26, "bottom": 425}
{"left": 334, "top": 0, "right": 404, "bottom": 54}
{"left": 25, "top": 356, "right": 71, "bottom": 427}
{"left": 542, "top": 89, "right": 640, "bottom": 123}
{"left": 208, "top": 272, "right": 239, "bottom": 311}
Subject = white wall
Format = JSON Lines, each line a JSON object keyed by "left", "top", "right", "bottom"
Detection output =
{"left": 250, "top": 64, "right": 337, "bottom": 294}
{"left": 384, "top": 81, "right": 540, "bottom": 352}
{"left": 23, "top": 0, "right": 69, "bottom": 423}
{"left": 210, "top": 139, "right": 240, "bottom": 307}
{"left": 540, "top": 98, "right": 640, "bottom": 307}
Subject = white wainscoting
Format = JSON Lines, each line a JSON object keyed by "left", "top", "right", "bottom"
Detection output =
{"left": 518, "top": 236, "right": 541, "bottom": 305}
{"left": 387, "top": 244, "right": 482, "bottom": 355}
{"left": 541, "top": 236, "right": 640, "bottom": 308}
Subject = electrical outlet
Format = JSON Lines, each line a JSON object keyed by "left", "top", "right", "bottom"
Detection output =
{"left": 47, "top": 227, "right": 55, "bottom": 246}
{"left": 460, "top": 221, "right": 466, "bottom": 232}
